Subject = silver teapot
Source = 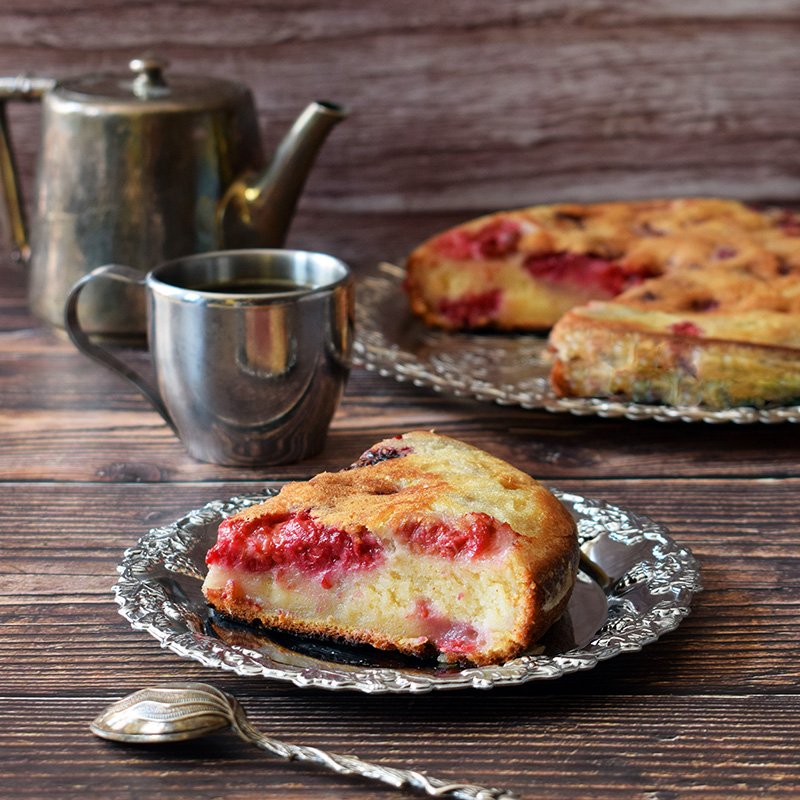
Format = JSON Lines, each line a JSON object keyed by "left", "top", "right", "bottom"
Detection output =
{"left": 0, "top": 56, "right": 346, "bottom": 336}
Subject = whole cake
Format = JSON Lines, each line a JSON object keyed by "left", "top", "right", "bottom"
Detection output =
{"left": 404, "top": 198, "right": 800, "bottom": 408}
{"left": 202, "top": 431, "right": 579, "bottom": 665}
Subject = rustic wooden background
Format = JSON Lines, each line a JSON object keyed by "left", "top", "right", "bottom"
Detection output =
{"left": 1, "top": 0, "right": 799, "bottom": 271}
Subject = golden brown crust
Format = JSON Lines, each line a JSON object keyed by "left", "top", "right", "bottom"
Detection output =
{"left": 513, "top": 548, "right": 578, "bottom": 659}
{"left": 230, "top": 430, "right": 577, "bottom": 567}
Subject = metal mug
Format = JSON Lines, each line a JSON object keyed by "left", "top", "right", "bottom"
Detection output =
{"left": 64, "top": 249, "right": 353, "bottom": 466}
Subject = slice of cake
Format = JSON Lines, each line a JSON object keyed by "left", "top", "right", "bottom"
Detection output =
{"left": 549, "top": 263, "right": 800, "bottom": 408}
{"left": 202, "top": 431, "right": 579, "bottom": 665}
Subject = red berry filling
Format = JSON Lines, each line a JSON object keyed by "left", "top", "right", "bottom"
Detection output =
{"left": 524, "top": 252, "right": 648, "bottom": 296}
{"left": 433, "top": 219, "right": 522, "bottom": 260}
{"left": 351, "top": 444, "right": 412, "bottom": 469}
{"left": 207, "top": 511, "right": 384, "bottom": 587}
{"left": 412, "top": 599, "right": 482, "bottom": 658}
{"left": 689, "top": 297, "right": 719, "bottom": 312}
{"left": 669, "top": 321, "right": 704, "bottom": 337}
{"left": 438, "top": 290, "right": 501, "bottom": 327}
{"left": 397, "top": 512, "right": 515, "bottom": 560}
{"left": 712, "top": 246, "right": 738, "bottom": 260}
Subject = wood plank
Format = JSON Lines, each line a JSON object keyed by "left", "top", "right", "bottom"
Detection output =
{"left": 2, "top": 252, "right": 800, "bottom": 485}
{"left": 0, "top": 695, "right": 798, "bottom": 799}
{"left": 0, "top": 480, "right": 797, "bottom": 696}
{"left": 4, "top": 385, "right": 800, "bottom": 482}
{"left": 0, "top": 6, "right": 799, "bottom": 797}
{"left": 0, "top": 1, "right": 799, "bottom": 222}
{"left": 2, "top": 304, "right": 800, "bottom": 482}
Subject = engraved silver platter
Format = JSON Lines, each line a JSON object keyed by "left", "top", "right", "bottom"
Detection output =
{"left": 114, "top": 489, "right": 701, "bottom": 694}
{"left": 353, "top": 263, "right": 800, "bottom": 424}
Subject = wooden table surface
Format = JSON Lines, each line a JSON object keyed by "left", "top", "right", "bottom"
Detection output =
{"left": 2, "top": 224, "right": 799, "bottom": 799}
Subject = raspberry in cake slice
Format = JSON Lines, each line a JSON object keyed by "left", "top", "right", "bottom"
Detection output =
{"left": 202, "top": 431, "right": 579, "bottom": 666}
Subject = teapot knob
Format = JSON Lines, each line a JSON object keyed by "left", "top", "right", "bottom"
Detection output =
{"left": 129, "top": 55, "right": 170, "bottom": 99}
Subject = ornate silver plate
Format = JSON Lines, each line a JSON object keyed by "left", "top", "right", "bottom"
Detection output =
{"left": 114, "top": 489, "right": 701, "bottom": 694}
{"left": 353, "top": 263, "right": 800, "bottom": 424}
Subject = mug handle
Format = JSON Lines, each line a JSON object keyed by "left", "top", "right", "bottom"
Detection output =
{"left": 64, "top": 264, "right": 177, "bottom": 433}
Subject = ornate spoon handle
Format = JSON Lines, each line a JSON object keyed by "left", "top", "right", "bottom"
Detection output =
{"left": 228, "top": 697, "right": 518, "bottom": 800}
{"left": 91, "top": 684, "right": 519, "bottom": 800}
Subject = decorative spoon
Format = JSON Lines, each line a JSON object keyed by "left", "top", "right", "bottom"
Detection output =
{"left": 91, "top": 682, "right": 519, "bottom": 800}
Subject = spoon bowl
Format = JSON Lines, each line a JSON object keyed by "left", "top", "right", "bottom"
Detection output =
{"left": 91, "top": 683, "right": 233, "bottom": 743}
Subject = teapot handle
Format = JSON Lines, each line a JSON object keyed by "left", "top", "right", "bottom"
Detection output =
{"left": 64, "top": 265, "right": 177, "bottom": 434}
{"left": 0, "top": 76, "right": 56, "bottom": 263}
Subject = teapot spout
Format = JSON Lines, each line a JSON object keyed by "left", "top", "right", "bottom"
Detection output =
{"left": 219, "top": 100, "right": 347, "bottom": 249}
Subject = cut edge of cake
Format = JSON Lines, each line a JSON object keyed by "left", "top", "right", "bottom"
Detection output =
{"left": 549, "top": 302, "right": 800, "bottom": 408}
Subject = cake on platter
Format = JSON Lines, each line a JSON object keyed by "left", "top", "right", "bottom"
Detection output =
{"left": 404, "top": 198, "right": 800, "bottom": 409}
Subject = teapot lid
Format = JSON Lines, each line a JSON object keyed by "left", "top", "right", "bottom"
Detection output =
{"left": 53, "top": 55, "right": 249, "bottom": 110}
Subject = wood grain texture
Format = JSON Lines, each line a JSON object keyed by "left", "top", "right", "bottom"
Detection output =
{"left": 1, "top": 695, "right": 799, "bottom": 800}
{"left": 2, "top": 268, "right": 800, "bottom": 485}
{"left": 0, "top": 479, "right": 797, "bottom": 699}
{"left": 1, "top": 316, "right": 799, "bottom": 798}
{"left": 0, "top": 0, "right": 799, "bottom": 256}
